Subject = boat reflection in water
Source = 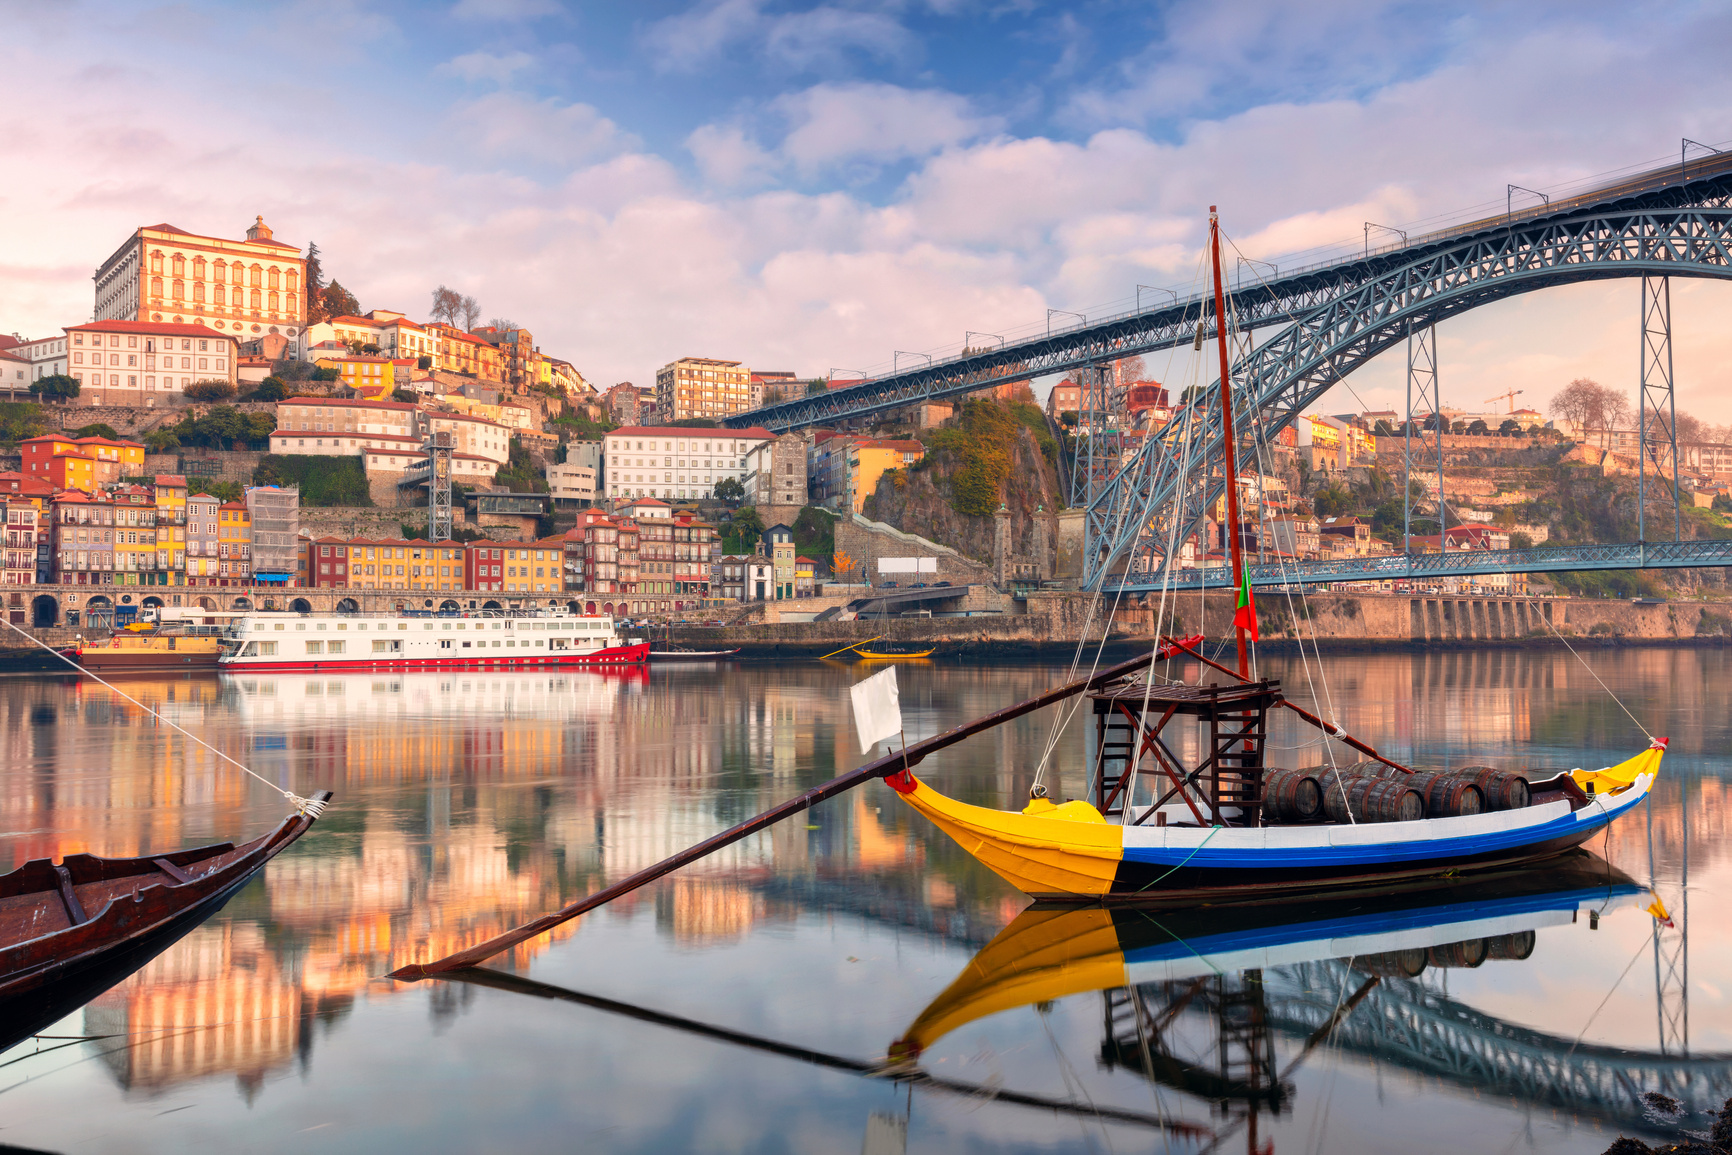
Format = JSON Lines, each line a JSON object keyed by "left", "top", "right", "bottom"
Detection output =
{"left": 446, "top": 853, "right": 1728, "bottom": 1151}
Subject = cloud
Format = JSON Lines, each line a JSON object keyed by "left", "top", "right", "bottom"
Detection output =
{"left": 449, "top": 0, "right": 561, "bottom": 20}
{"left": 686, "top": 123, "right": 780, "bottom": 188}
{"left": 445, "top": 93, "right": 639, "bottom": 168}
{"left": 643, "top": 0, "right": 918, "bottom": 73}
{"left": 774, "top": 83, "right": 999, "bottom": 174}
{"left": 438, "top": 50, "right": 537, "bottom": 85}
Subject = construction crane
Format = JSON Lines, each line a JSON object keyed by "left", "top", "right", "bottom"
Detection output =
{"left": 1484, "top": 388, "right": 1524, "bottom": 413}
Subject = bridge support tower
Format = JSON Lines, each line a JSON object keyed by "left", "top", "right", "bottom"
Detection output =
{"left": 1402, "top": 321, "right": 1444, "bottom": 553}
{"left": 1639, "top": 275, "right": 1682, "bottom": 543}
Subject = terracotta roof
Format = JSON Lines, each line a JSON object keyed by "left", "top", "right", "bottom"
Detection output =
{"left": 0, "top": 350, "right": 25, "bottom": 364}
{"left": 67, "top": 320, "right": 240, "bottom": 341}
{"left": 281, "top": 396, "right": 418, "bottom": 411}
{"left": 154, "top": 475, "right": 188, "bottom": 486}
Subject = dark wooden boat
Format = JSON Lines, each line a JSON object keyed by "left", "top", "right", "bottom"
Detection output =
{"left": 0, "top": 791, "right": 332, "bottom": 1051}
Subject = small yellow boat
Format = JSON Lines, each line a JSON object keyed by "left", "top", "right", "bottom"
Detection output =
{"left": 75, "top": 627, "right": 225, "bottom": 672}
{"left": 854, "top": 647, "right": 935, "bottom": 660}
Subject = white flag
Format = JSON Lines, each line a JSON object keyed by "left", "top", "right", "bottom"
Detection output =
{"left": 850, "top": 666, "right": 902, "bottom": 754}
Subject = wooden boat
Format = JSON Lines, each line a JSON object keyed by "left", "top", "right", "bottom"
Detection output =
{"left": 853, "top": 647, "right": 936, "bottom": 660}
{"left": 649, "top": 648, "right": 741, "bottom": 660}
{"left": 75, "top": 622, "right": 226, "bottom": 672}
{"left": 888, "top": 852, "right": 1652, "bottom": 1064}
{"left": 0, "top": 791, "right": 332, "bottom": 1051}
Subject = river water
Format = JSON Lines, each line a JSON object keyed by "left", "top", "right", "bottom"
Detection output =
{"left": 0, "top": 648, "right": 1726, "bottom": 1154}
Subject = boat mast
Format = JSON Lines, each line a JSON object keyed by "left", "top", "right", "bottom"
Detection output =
{"left": 1209, "top": 205, "right": 1250, "bottom": 677}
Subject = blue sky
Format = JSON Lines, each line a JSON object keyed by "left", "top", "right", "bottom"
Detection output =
{"left": 4, "top": 0, "right": 1732, "bottom": 417}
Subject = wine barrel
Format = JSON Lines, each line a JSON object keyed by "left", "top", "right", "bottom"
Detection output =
{"left": 1322, "top": 776, "right": 1425, "bottom": 824}
{"left": 1331, "top": 759, "right": 1400, "bottom": 780}
{"left": 1262, "top": 769, "right": 1323, "bottom": 823}
{"left": 1470, "top": 768, "right": 1531, "bottom": 811}
{"left": 1427, "top": 938, "right": 1489, "bottom": 968}
{"left": 1356, "top": 948, "right": 1428, "bottom": 978}
{"left": 1485, "top": 930, "right": 1536, "bottom": 960}
{"left": 1407, "top": 772, "right": 1485, "bottom": 818}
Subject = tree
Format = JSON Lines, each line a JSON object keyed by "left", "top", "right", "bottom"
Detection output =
{"left": 29, "top": 374, "right": 79, "bottom": 402}
{"left": 252, "top": 376, "right": 287, "bottom": 402}
{"left": 70, "top": 422, "right": 120, "bottom": 440}
{"left": 832, "top": 550, "right": 857, "bottom": 582}
{"left": 417, "top": 355, "right": 433, "bottom": 370}
{"left": 731, "top": 505, "right": 765, "bottom": 541}
{"left": 805, "top": 379, "right": 828, "bottom": 395}
{"left": 1499, "top": 418, "right": 1520, "bottom": 434}
{"left": 1449, "top": 421, "right": 1466, "bottom": 435}
{"left": 714, "top": 477, "right": 745, "bottom": 502}
{"left": 1467, "top": 419, "right": 1489, "bottom": 435}
{"left": 671, "top": 417, "right": 717, "bottom": 427}
{"left": 1313, "top": 483, "right": 1353, "bottom": 517}
{"left": 391, "top": 388, "right": 419, "bottom": 404}
{"left": 312, "top": 366, "right": 341, "bottom": 382}
{"left": 458, "top": 295, "right": 481, "bottom": 330}
{"left": 1510, "top": 531, "right": 1535, "bottom": 550}
{"left": 321, "top": 281, "right": 361, "bottom": 321}
{"left": 1373, "top": 419, "right": 1396, "bottom": 437}
{"left": 1676, "top": 410, "right": 1705, "bottom": 444}
{"left": 144, "top": 429, "right": 181, "bottom": 453}
{"left": 184, "top": 379, "right": 237, "bottom": 403}
{"left": 189, "top": 478, "right": 242, "bottom": 502}
{"left": 304, "top": 242, "right": 327, "bottom": 322}
{"left": 486, "top": 317, "right": 521, "bottom": 332}
{"left": 1115, "top": 354, "right": 1148, "bottom": 383}
{"left": 430, "top": 286, "right": 462, "bottom": 325}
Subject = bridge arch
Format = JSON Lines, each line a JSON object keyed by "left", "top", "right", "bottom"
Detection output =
{"left": 1089, "top": 206, "right": 1732, "bottom": 585}
{"left": 336, "top": 598, "right": 359, "bottom": 614}
{"left": 290, "top": 597, "right": 312, "bottom": 613}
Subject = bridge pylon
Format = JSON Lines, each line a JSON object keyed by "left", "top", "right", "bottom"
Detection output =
{"left": 1639, "top": 275, "right": 1682, "bottom": 543}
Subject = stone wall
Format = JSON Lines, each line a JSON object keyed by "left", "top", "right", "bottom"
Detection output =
{"left": 177, "top": 450, "right": 265, "bottom": 483}
{"left": 298, "top": 507, "right": 425, "bottom": 540}
{"left": 834, "top": 514, "right": 992, "bottom": 584}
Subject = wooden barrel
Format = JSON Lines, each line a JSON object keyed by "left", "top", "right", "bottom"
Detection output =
{"left": 1470, "top": 768, "right": 1531, "bottom": 811}
{"left": 1427, "top": 938, "right": 1489, "bottom": 968}
{"left": 1407, "top": 772, "right": 1485, "bottom": 818}
{"left": 1485, "top": 931, "right": 1536, "bottom": 960}
{"left": 1356, "top": 948, "right": 1427, "bottom": 977}
{"left": 1262, "top": 769, "right": 1323, "bottom": 823}
{"left": 1322, "top": 776, "right": 1425, "bottom": 824}
{"left": 1331, "top": 759, "right": 1400, "bottom": 779}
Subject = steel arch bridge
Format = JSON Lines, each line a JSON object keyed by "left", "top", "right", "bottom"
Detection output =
{"left": 720, "top": 150, "right": 1732, "bottom": 593}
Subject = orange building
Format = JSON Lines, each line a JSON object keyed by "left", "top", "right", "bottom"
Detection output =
{"left": 92, "top": 217, "right": 307, "bottom": 345}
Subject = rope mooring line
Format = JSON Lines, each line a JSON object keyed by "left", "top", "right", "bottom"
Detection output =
{"left": 2, "top": 617, "right": 325, "bottom": 818}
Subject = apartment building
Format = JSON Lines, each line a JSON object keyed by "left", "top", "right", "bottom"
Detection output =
{"left": 654, "top": 357, "right": 752, "bottom": 422}
{"left": 186, "top": 492, "right": 222, "bottom": 584}
{"left": 65, "top": 320, "right": 239, "bottom": 403}
{"left": 601, "top": 425, "right": 772, "bottom": 502}
{"left": 4, "top": 334, "right": 70, "bottom": 383}
{"left": 269, "top": 397, "right": 422, "bottom": 455}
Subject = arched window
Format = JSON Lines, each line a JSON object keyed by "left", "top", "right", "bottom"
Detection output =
{"left": 192, "top": 257, "right": 206, "bottom": 278}
{"left": 267, "top": 290, "right": 279, "bottom": 312}
{"left": 172, "top": 279, "right": 184, "bottom": 300}
{"left": 150, "top": 276, "right": 163, "bottom": 299}
{"left": 172, "top": 254, "right": 184, "bottom": 275}
{"left": 285, "top": 292, "right": 296, "bottom": 314}
{"left": 214, "top": 284, "right": 226, "bottom": 306}
{"left": 214, "top": 259, "right": 226, "bottom": 281}
{"left": 193, "top": 282, "right": 205, "bottom": 303}
{"left": 268, "top": 267, "right": 280, "bottom": 290}
{"left": 250, "top": 288, "right": 261, "bottom": 309}
{"left": 232, "top": 263, "right": 244, "bottom": 284}
{"left": 286, "top": 269, "right": 298, "bottom": 291}
{"left": 250, "top": 265, "right": 262, "bottom": 287}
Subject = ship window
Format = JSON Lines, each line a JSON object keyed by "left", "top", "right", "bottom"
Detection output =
{"left": 358, "top": 623, "right": 368, "bottom": 630}
{"left": 296, "top": 623, "right": 306, "bottom": 630}
{"left": 423, "top": 623, "right": 433, "bottom": 630}
{"left": 337, "top": 623, "right": 347, "bottom": 630}
{"left": 398, "top": 623, "right": 408, "bottom": 631}
{"left": 259, "top": 641, "right": 277, "bottom": 656}
{"left": 440, "top": 640, "right": 451, "bottom": 649}
{"left": 273, "top": 623, "right": 285, "bottom": 631}
{"left": 316, "top": 623, "right": 326, "bottom": 630}
{"left": 327, "top": 641, "right": 345, "bottom": 654}
{"left": 461, "top": 641, "right": 471, "bottom": 648}
{"left": 372, "top": 639, "right": 401, "bottom": 653}
{"left": 240, "top": 642, "right": 257, "bottom": 657}
{"left": 305, "top": 641, "right": 323, "bottom": 654}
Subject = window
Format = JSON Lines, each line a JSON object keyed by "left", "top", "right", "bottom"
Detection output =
{"left": 258, "top": 640, "right": 277, "bottom": 656}
{"left": 327, "top": 640, "right": 345, "bottom": 654}
{"left": 372, "top": 639, "right": 401, "bottom": 653}
{"left": 305, "top": 640, "right": 323, "bottom": 655}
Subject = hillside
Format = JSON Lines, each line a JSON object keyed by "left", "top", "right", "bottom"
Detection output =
{"left": 862, "top": 398, "right": 1062, "bottom": 564}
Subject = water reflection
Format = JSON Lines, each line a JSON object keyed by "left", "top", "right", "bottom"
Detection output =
{"left": 0, "top": 649, "right": 1728, "bottom": 1152}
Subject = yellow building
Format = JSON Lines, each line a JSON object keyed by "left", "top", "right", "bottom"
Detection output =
{"left": 498, "top": 540, "right": 564, "bottom": 595}
{"left": 316, "top": 355, "right": 396, "bottom": 400}
{"left": 845, "top": 439, "right": 924, "bottom": 513}
{"left": 92, "top": 216, "right": 306, "bottom": 337}
{"left": 218, "top": 502, "right": 251, "bottom": 582}
{"left": 153, "top": 475, "right": 188, "bottom": 584}
{"left": 655, "top": 357, "right": 752, "bottom": 422}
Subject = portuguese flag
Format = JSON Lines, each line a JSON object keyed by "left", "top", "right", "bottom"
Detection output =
{"left": 1233, "top": 569, "right": 1259, "bottom": 642}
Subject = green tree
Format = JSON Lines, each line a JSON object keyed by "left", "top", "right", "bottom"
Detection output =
{"left": 144, "top": 429, "right": 181, "bottom": 453}
{"left": 70, "top": 422, "right": 121, "bottom": 440}
{"left": 251, "top": 376, "right": 287, "bottom": 402}
{"left": 1510, "top": 531, "right": 1535, "bottom": 549}
{"left": 253, "top": 455, "right": 372, "bottom": 505}
{"left": 244, "top": 412, "right": 276, "bottom": 442}
{"left": 1312, "top": 482, "right": 1353, "bottom": 517}
{"left": 391, "top": 388, "right": 419, "bottom": 404}
{"left": 184, "top": 379, "right": 237, "bottom": 403}
{"left": 312, "top": 366, "right": 341, "bottom": 382}
{"left": 1500, "top": 418, "right": 1521, "bottom": 434}
{"left": 1060, "top": 410, "right": 1079, "bottom": 426}
{"left": 1468, "top": 419, "right": 1489, "bottom": 435}
{"left": 730, "top": 505, "right": 765, "bottom": 541}
{"left": 671, "top": 417, "right": 718, "bottom": 428}
{"left": 189, "top": 478, "right": 243, "bottom": 502}
{"left": 417, "top": 355, "right": 433, "bottom": 370}
{"left": 321, "top": 281, "right": 361, "bottom": 320}
{"left": 0, "top": 402, "right": 50, "bottom": 443}
{"left": 29, "top": 374, "right": 79, "bottom": 402}
{"left": 805, "top": 380, "right": 828, "bottom": 395}
{"left": 713, "top": 476, "right": 745, "bottom": 502}
{"left": 304, "top": 242, "right": 328, "bottom": 323}
{"left": 1373, "top": 419, "right": 1396, "bottom": 437}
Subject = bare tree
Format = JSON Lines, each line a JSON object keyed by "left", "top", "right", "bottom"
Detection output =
{"left": 1675, "top": 410, "right": 1705, "bottom": 444}
{"left": 1115, "top": 354, "right": 1148, "bottom": 383}
{"left": 486, "top": 316, "right": 522, "bottom": 332}
{"left": 459, "top": 295, "right": 481, "bottom": 330}
{"left": 429, "top": 285, "right": 461, "bottom": 325}
{"left": 1601, "top": 389, "right": 1632, "bottom": 448}
{"left": 1549, "top": 377, "right": 1600, "bottom": 435}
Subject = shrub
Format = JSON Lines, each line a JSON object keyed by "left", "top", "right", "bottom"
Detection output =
{"left": 184, "top": 379, "right": 237, "bottom": 402}
{"left": 252, "top": 454, "right": 373, "bottom": 506}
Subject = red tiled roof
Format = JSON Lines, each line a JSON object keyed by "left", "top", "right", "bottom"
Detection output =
{"left": 281, "top": 396, "right": 419, "bottom": 411}
{"left": 154, "top": 475, "right": 188, "bottom": 486}
{"left": 0, "top": 350, "right": 25, "bottom": 364}
{"left": 66, "top": 320, "right": 240, "bottom": 341}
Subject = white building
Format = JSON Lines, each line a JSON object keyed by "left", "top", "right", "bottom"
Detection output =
{"left": 425, "top": 411, "right": 510, "bottom": 464}
{"left": 602, "top": 425, "right": 773, "bottom": 502}
{"left": 302, "top": 310, "right": 438, "bottom": 364}
{"left": 4, "top": 335, "right": 70, "bottom": 382}
{"left": 269, "top": 397, "right": 421, "bottom": 455}
{"left": 546, "top": 461, "right": 597, "bottom": 505}
{"left": 65, "top": 320, "right": 238, "bottom": 402}
{"left": 0, "top": 351, "right": 29, "bottom": 397}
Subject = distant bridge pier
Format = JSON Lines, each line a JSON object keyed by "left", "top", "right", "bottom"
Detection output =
{"left": 1639, "top": 274, "right": 1682, "bottom": 542}
{"left": 1403, "top": 320, "right": 1444, "bottom": 553}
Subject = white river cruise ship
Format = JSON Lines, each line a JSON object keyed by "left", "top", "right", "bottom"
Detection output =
{"left": 217, "top": 612, "right": 649, "bottom": 672}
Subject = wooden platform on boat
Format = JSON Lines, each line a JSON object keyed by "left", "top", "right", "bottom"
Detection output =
{"left": 1090, "top": 678, "right": 1282, "bottom": 713}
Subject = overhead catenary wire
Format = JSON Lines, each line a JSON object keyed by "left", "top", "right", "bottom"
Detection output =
{"left": 0, "top": 617, "right": 325, "bottom": 818}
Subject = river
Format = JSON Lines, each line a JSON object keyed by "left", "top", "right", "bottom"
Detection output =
{"left": 0, "top": 648, "right": 1726, "bottom": 1154}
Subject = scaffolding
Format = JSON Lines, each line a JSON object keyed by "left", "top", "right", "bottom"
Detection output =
{"left": 428, "top": 431, "right": 453, "bottom": 541}
{"left": 245, "top": 485, "right": 300, "bottom": 583}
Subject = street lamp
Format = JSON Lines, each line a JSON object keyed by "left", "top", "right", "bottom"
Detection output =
{"left": 1363, "top": 222, "right": 1408, "bottom": 257}
{"left": 1136, "top": 285, "right": 1178, "bottom": 312}
{"left": 1047, "top": 309, "right": 1085, "bottom": 336}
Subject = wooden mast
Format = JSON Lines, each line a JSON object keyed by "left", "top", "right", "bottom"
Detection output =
{"left": 1208, "top": 205, "right": 1250, "bottom": 678}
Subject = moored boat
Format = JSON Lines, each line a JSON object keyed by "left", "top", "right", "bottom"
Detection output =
{"left": 75, "top": 624, "right": 225, "bottom": 672}
{"left": 218, "top": 611, "right": 648, "bottom": 672}
{"left": 649, "top": 648, "right": 741, "bottom": 660}
{"left": 0, "top": 792, "right": 332, "bottom": 1051}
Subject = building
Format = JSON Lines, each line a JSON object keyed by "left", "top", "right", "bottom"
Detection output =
{"left": 424, "top": 410, "right": 510, "bottom": 464}
{"left": 743, "top": 433, "right": 808, "bottom": 507}
{"left": 2, "top": 499, "right": 38, "bottom": 585}
{"left": 107, "top": 484, "right": 163, "bottom": 584}
{"left": 65, "top": 321, "right": 239, "bottom": 404}
{"left": 794, "top": 556, "right": 816, "bottom": 598}
{"left": 1318, "top": 515, "right": 1372, "bottom": 555}
{"left": 469, "top": 538, "right": 566, "bottom": 595}
{"left": 425, "top": 323, "right": 504, "bottom": 382}
{"left": 93, "top": 218, "right": 306, "bottom": 350}
{"left": 635, "top": 514, "right": 715, "bottom": 611}
{"left": 217, "top": 502, "right": 251, "bottom": 583}
{"left": 153, "top": 475, "right": 188, "bottom": 584}
{"left": 0, "top": 351, "right": 27, "bottom": 398}
{"left": 470, "top": 326, "right": 544, "bottom": 392}
{"left": 826, "top": 438, "right": 924, "bottom": 513}
{"left": 303, "top": 311, "right": 438, "bottom": 364}
{"left": 308, "top": 537, "right": 466, "bottom": 591}
{"left": 605, "top": 383, "right": 646, "bottom": 425}
{"left": 1045, "top": 378, "right": 1082, "bottom": 423}
{"left": 51, "top": 492, "right": 117, "bottom": 584}
{"left": 654, "top": 357, "right": 753, "bottom": 423}
{"left": 546, "top": 460, "right": 598, "bottom": 507}
{"left": 4, "top": 334, "right": 69, "bottom": 385}
{"left": 1264, "top": 516, "right": 1320, "bottom": 560}
{"left": 245, "top": 487, "right": 298, "bottom": 584}
{"left": 20, "top": 434, "right": 146, "bottom": 487}
{"left": 763, "top": 524, "right": 795, "bottom": 599}
{"left": 314, "top": 354, "right": 396, "bottom": 400}
{"left": 601, "top": 426, "right": 773, "bottom": 502}
{"left": 270, "top": 396, "right": 422, "bottom": 455}
{"left": 186, "top": 492, "right": 222, "bottom": 584}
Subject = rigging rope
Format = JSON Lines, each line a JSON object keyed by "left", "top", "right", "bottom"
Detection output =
{"left": 0, "top": 616, "right": 326, "bottom": 818}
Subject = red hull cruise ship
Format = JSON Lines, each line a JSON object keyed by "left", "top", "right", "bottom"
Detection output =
{"left": 217, "top": 611, "right": 648, "bottom": 673}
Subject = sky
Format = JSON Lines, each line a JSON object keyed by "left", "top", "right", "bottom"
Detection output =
{"left": 3, "top": 0, "right": 1732, "bottom": 420}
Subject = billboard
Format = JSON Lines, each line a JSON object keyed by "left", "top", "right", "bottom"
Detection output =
{"left": 877, "top": 557, "right": 938, "bottom": 574}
